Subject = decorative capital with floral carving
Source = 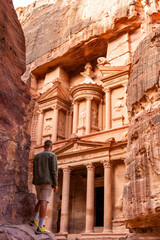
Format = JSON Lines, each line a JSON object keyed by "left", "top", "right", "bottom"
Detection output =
{"left": 62, "top": 166, "right": 71, "bottom": 174}
{"left": 86, "top": 162, "right": 95, "bottom": 171}
{"left": 102, "top": 160, "right": 113, "bottom": 168}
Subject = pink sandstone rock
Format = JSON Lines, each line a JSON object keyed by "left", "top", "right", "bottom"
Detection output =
{"left": 124, "top": 28, "right": 160, "bottom": 238}
{"left": 0, "top": 0, "right": 35, "bottom": 225}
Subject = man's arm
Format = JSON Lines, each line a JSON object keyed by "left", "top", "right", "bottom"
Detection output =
{"left": 50, "top": 154, "right": 58, "bottom": 191}
{"left": 32, "top": 156, "right": 36, "bottom": 184}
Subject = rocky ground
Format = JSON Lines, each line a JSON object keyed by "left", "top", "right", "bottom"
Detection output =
{"left": 0, "top": 225, "right": 56, "bottom": 240}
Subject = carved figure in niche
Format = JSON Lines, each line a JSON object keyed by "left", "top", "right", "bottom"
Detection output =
{"left": 97, "top": 57, "right": 110, "bottom": 66}
{"left": 114, "top": 97, "right": 124, "bottom": 112}
{"left": 115, "top": 194, "right": 124, "bottom": 219}
{"left": 79, "top": 111, "right": 86, "bottom": 126}
{"left": 44, "top": 118, "right": 52, "bottom": 133}
{"left": 92, "top": 108, "right": 98, "bottom": 126}
{"left": 58, "top": 119, "right": 64, "bottom": 135}
{"left": 80, "top": 63, "right": 95, "bottom": 79}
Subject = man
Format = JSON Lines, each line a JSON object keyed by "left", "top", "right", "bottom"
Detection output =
{"left": 30, "top": 140, "right": 58, "bottom": 234}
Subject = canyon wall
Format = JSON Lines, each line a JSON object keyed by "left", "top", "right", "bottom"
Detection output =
{"left": 18, "top": 0, "right": 160, "bottom": 78}
{"left": 124, "top": 28, "right": 160, "bottom": 239}
{"left": 0, "top": 0, "right": 35, "bottom": 225}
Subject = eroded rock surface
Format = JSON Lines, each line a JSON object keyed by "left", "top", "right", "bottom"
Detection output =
{"left": 0, "top": 0, "right": 35, "bottom": 224}
{"left": 124, "top": 28, "right": 160, "bottom": 237}
{"left": 18, "top": 0, "right": 160, "bottom": 76}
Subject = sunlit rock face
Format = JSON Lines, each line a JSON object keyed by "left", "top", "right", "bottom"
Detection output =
{"left": 124, "top": 28, "right": 160, "bottom": 239}
{"left": 0, "top": 0, "right": 35, "bottom": 225}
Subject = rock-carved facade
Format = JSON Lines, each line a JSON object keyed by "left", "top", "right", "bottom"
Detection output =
{"left": 17, "top": 0, "right": 160, "bottom": 239}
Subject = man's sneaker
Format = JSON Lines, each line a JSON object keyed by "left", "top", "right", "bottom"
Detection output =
{"left": 35, "top": 226, "right": 50, "bottom": 235}
{"left": 29, "top": 219, "right": 38, "bottom": 227}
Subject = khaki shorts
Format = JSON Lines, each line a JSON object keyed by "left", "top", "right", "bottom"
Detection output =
{"left": 35, "top": 184, "right": 52, "bottom": 203}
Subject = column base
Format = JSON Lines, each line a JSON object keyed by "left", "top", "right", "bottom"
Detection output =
{"left": 85, "top": 230, "right": 94, "bottom": 234}
{"left": 103, "top": 229, "right": 112, "bottom": 233}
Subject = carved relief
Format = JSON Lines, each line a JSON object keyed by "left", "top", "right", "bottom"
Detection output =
{"left": 42, "top": 110, "right": 53, "bottom": 138}
{"left": 97, "top": 57, "right": 110, "bottom": 66}
{"left": 91, "top": 101, "right": 98, "bottom": 127}
{"left": 79, "top": 111, "right": 86, "bottom": 126}
{"left": 44, "top": 118, "right": 52, "bottom": 134}
{"left": 80, "top": 63, "right": 95, "bottom": 80}
{"left": 58, "top": 110, "right": 66, "bottom": 139}
{"left": 114, "top": 97, "right": 124, "bottom": 112}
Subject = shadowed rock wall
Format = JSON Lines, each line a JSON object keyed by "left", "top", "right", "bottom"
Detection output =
{"left": 0, "top": 0, "right": 35, "bottom": 225}
{"left": 124, "top": 28, "right": 160, "bottom": 239}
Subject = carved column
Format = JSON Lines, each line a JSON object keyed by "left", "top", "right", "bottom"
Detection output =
{"left": 72, "top": 101, "right": 79, "bottom": 134}
{"left": 86, "top": 97, "right": 92, "bottom": 134}
{"left": 52, "top": 106, "right": 59, "bottom": 142}
{"left": 60, "top": 166, "right": 71, "bottom": 234}
{"left": 103, "top": 160, "right": 113, "bottom": 233}
{"left": 37, "top": 110, "right": 44, "bottom": 145}
{"left": 98, "top": 99, "right": 103, "bottom": 131}
{"left": 105, "top": 88, "right": 111, "bottom": 130}
{"left": 85, "top": 163, "right": 95, "bottom": 233}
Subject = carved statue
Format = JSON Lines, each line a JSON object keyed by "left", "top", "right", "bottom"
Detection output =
{"left": 114, "top": 97, "right": 124, "bottom": 112}
{"left": 97, "top": 57, "right": 110, "bottom": 66}
{"left": 80, "top": 63, "right": 95, "bottom": 79}
{"left": 79, "top": 111, "right": 86, "bottom": 126}
{"left": 44, "top": 118, "right": 52, "bottom": 133}
{"left": 115, "top": 194, "right": 124, "bottom": 219}
{"left": 58, "top": 119, "right": 64, "bottom": 135}
{"left": 92, "top": 108, "right": 98, "bottom": 126}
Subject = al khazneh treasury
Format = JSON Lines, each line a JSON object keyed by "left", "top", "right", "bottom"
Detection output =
{"left": 14, "top": 0, "right": 160, "bottom": 239}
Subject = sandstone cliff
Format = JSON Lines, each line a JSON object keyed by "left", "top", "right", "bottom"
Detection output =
{"left": 19, "top": 0, "right": 160, "bottom": 77}
{"left": 0, "top": 0, "right": 35, "bottom": 225}
{"left": 124, "top": 28, "right": 160, "bottom": 238}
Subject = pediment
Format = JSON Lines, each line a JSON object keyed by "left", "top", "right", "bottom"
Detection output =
{"left": 38, "top": 82, "right": 69, "bottom": 103}
{"left": 54, "top": 138, "right": 106, "bottom": 156}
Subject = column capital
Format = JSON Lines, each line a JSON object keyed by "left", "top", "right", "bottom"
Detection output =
{"left": 105, "top": 88, "right": 110, "bottom": 93}
{"left": 86, "top": 96, "right": 93, "bottom": 101}
{"left": 86, "top": 162, "right": 95, "bottom": 171}
{"left": 102, "top": 160, "right": 113, "bottom": 168}
{"left": 100, "top": 99, "right": 104, "bottom": 104}
{"left": 72, "top": 100, "right": 79, "bottom": 105}
{"left": 62, "top": 166, "right": 71, "bottom": 174}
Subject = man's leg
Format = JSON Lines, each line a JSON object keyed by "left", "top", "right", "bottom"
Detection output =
{"left": 33, "top": 200, "right": 41, "bottom": 221}
{"left": 38, "top": 200, "right": 48, "bottom": 228}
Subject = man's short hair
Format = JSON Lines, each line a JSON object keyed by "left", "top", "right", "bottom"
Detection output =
{"left": 44, "top": 140, "right": 52, "bottom": 149}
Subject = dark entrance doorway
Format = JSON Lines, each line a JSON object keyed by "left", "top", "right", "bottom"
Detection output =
{"left": 95, "top": 187, "right": 104, "bottom": 226}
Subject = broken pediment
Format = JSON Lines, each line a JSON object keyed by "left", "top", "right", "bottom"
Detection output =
{"left": 38, "top": 80, "right": 70, "bottom": 104}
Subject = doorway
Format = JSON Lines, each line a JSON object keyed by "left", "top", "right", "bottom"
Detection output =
{"left": 95, "top": 187, "right": 104, "bottom": 226}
